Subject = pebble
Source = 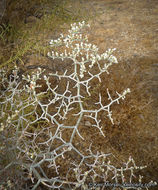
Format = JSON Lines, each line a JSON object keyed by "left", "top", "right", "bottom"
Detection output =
{"left": 85, "top": 121, "right": 91, "bottom": 127}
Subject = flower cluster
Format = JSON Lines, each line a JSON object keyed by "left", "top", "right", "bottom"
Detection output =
{"left": 48, "top": 21, "right": 118, "bottom": 78}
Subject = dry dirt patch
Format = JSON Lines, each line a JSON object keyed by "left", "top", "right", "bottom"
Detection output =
{"left": 84, "top": 0, "right": 158, "bottom": 183}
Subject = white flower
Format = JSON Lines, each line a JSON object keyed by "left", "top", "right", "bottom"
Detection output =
{"left": 44, "top": 75, "right": 47, "bottom": 80}
{"left": 0, "top": 123, "right": 4, "bottom": 132}
{"left": 50, "top": 40, "right": 54, "bottom": 45}
{"left": 109, "top": 55, "right": 118, "bottom": 64}
{"left": 47, "top": 52, "right": 51, "bottom": 56}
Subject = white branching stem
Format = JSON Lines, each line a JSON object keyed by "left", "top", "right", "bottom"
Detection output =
{"left": 0, "top": 22, "right": 156, "bottom": 190}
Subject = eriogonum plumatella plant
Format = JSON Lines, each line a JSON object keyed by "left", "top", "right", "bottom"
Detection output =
{"left": 0, "top": 21, "right": 156, "bottom": 189}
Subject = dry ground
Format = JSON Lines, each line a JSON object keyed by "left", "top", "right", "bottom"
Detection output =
{"left": 0, "top": 0, "right": 158, "bottom": 189}
{"left": 84, "top": 0, "right": 158, "bottom": 185}
{"left": 60, "top": 0, "right": 158, "bottom": 185}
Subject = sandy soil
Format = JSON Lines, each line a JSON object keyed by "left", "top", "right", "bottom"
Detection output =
{"left": 69, "top": 0, "right": 158, "bottom": 185}
{"left": 1, "top": 0, "right": 158, "bottom": 189}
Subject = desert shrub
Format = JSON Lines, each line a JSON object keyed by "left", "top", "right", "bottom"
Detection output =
{"left": 0, "top": 21, "right": 157, "bottom": 190}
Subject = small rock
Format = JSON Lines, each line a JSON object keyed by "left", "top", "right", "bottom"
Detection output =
{"left": 85, "top": 121, "right": 91, "bottom": 127}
